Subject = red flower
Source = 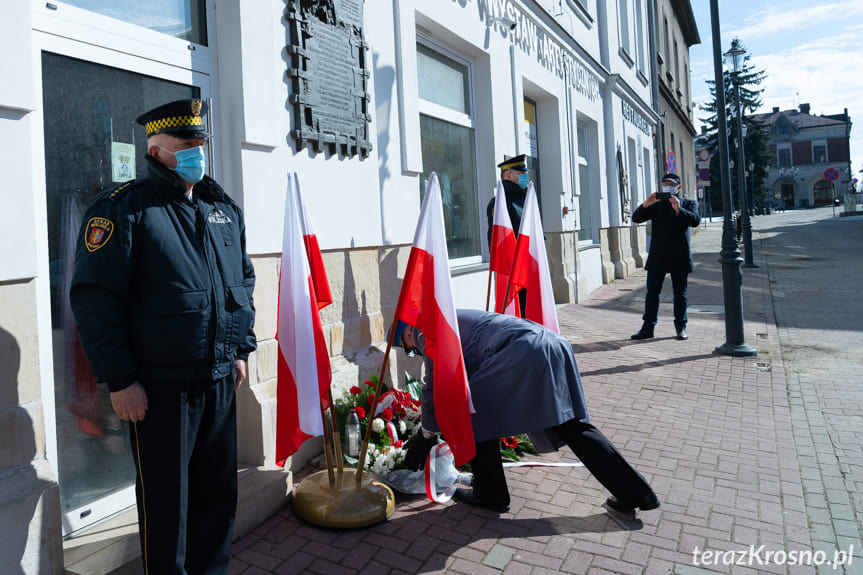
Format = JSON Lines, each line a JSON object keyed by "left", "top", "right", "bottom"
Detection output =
{"left": 364, "top": 380, "right": 374, "bottom": 389}
{"left": 393, "top": 440, "right": 403, "bottom": 448}
{"left": 349, "top": 386, "right": 362, "bottom": 395}
{"left": 382, "top": 408, "right": 393, "bottom": 421}
{"left": 368, "top": 394, "right": 376, "bottom": 405}
{"left": 354, "top": 407, "right": 366, "bottom": 419}
{"left": 502, "top": 436, "right": 519, "bottom": 449}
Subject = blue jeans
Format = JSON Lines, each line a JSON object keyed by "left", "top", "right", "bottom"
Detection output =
{"left": 643, "top": 269, "right": 688, "bottom": 331}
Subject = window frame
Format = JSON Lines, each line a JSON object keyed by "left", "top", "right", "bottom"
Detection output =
{"left": 415, "top": 36, "right": 482, "bottom": 267}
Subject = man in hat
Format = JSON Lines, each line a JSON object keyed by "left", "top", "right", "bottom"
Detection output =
{"left": 486, "top": 154, "right": 529, "bottom": 245}
{"left": 71, "top": 99, "right": 256, "bottom": 574}
{"left": 630, "top": 172, "right": 700, "bottom": 340}
{"left": 486, "top": 154, "right": 529, "bottom": 314}
{"left": 399, "top": 311, "right": 659, "bottom": 516}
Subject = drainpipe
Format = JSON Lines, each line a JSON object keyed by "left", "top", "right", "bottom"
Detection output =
{"left": 647, "top": 0, "right": 663, "bottom": 185}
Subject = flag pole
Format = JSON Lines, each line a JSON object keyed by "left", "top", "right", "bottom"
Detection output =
{"left": 318, "top": 401, "right": 335, "bottom": 487}
{"left": 327, "top": 387, "right": 344, "bottom": 474}
{"left": 355, "top": 323, "right": 398, "bottom": 485}
{"left": 485, "top": 265, "right": 494, "bottom": 312}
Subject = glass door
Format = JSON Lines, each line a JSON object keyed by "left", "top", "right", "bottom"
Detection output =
{"left": 34, "top": 0, "right": 214, "bottom": 530}
{"left": 41, "top": 51, "right": 209, "bottom": 535}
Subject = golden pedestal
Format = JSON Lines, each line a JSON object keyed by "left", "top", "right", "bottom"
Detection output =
{"left": 292, "top": 468, "right": 395, "bottom": 529}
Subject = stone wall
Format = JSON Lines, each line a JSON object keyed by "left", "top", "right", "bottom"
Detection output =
{"left": 0, "top": 280, "right": 63, "bottom": 574}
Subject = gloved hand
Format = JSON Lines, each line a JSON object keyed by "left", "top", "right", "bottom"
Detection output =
{"left": 404, "top": 430, "right": 438, "bottom": 471}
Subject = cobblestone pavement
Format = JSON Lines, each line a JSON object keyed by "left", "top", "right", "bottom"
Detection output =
{"left": 230, "top": 207, "right": 862, "bottom": 575}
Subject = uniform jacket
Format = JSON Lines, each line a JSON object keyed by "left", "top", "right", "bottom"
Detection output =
{"left": 417, "top": 309, "right": 589, "bottom": 443}
{"left": 486, "top": 180, "right": 526, "bottom": 246}
{"left": 632, "top": 195, "right": 700, "bottom": 273}
{"left": 70, "top": 155, "right": 256, "bottom": 392}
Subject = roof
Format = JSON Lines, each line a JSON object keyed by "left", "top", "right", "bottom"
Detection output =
{"left": 752, "top": 108, "right": 849, "bottom": 129}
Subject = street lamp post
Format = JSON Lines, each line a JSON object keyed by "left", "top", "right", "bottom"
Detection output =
{"left": 726, "top": 39, "right": 758, "bottom": 269}
{"left": 709, "top": 2, "right": 757, "bottom": 356}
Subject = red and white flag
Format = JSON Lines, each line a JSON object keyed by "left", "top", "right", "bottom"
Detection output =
{"left": 489, "top": 181, "right": 520, "bottom": 317}
{"left": 393, "top": 173, "right": 476, "bottom": 466}
{"left": 508, "top": 182, "right": 560, "bottom": 333}
{"left": 276, "top": 172, "right": 333, "bottom": 466}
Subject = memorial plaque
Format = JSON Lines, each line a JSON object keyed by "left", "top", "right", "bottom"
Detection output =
{"left": 286, "top": 0, "right": 372, "bottom": 157}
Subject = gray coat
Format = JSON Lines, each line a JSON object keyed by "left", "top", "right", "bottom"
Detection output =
{"left": 415, "top": 309, "right": 589, "bottom": 443}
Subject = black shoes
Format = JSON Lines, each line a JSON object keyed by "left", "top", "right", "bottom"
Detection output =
{"left": 631, "top": 326, "right": 688, "bottom": 340}
{"left": 630, "top": 327, "right": 654, "bottom": 340}
{"left": 605, "top": 493, "right": 660, "bottom": 514}
{"left": 453, "top": 488, "right": 510, "bottom": 513}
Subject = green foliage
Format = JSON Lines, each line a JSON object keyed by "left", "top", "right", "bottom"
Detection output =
{"left": 699, "top": 48, "right": 772, "bottom": 211}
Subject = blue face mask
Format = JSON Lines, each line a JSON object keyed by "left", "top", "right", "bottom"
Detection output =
{"left": 517, "top": 173, "right": 529, "bottom": 189}
{"left": 159, "top": 145, "right": 207, "bottom": 183}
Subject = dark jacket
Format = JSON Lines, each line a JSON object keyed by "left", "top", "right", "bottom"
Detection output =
{"left": 70, "top": 156, "right": 256, "bottom": 392}
{"left": 416, "top": 310, "right": 589, "bottom": 443}
{"left": 486, "top": 180, "right": 526, "bottom": 246}
{"left": 632, "top": 195, "right": 700, "bottom": 273}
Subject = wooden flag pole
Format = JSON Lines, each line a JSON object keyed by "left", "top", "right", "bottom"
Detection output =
{"left": 319, "top": 401, "right": 335, "bottom": 487}
{"left": 355, "top": 322, "right": 398, "bottom": 485}
{"left": 327, "top": 387, "right": 344, "bottom": 474}
{"left": 485, "top": 268, "right": 493, "bottom": 312}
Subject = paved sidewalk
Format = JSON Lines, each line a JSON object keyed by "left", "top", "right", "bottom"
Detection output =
{"left": 229, "top": 217, "right": 860, "bottom": 575}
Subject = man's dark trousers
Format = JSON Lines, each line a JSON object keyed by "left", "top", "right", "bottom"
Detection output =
{"left": 643, "top": 269, "right": 689, "bottom": 331}
{"left": 129, "top": 375, "right": 237, "bottom": 575}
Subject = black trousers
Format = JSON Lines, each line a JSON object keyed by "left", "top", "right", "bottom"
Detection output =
{"left": 470, "top": 419, "right": 655, "bottom": 509}
{"left": 129, "top": 375, "right": 237, "bottom": 575}
{"left": 643, "top": 269, "right": 689, "bottom": 331}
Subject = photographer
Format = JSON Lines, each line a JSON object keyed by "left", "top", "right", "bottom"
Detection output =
{"left": 631, "top": 173, "right": 700, "bottom": 340}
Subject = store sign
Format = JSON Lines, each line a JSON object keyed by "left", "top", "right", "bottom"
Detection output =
{"left": 621, "top": 100, "right": 651, "bottom": 136}
{"left": 285, "top": 0, "right": 372, "bottom": 157}
{"left": 477, "top": 0, "right": 601, "bottom": 102}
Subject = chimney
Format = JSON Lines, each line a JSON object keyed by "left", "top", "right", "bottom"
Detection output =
{"left": 800, "top": 103, "right": 810, "bottom": 114}
{"left": 772, "top": 106, "right": 779, "bottom": 113}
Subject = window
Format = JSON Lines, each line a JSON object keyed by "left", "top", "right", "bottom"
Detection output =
{"left": 813, "top": 144, "right": 827, "bottom": 163}
{"left": 61, "top": 0, "right": 207, "bottom": 44}
{"left": 778, "top": 148, "right": 792, "bottom": 167}
{"left": 576, "top": 124, "right": 593, "bottom": 242}
{"left": 417, "top": 41, "right": 479, "bottom": 261}
{"left": 619, "top": 0, "right": 631, "bottom": 55}
{"left": 634, "top": 0, "right": 645, "bottom": 72}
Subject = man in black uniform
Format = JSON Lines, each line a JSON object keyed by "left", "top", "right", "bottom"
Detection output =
{"left": 630, "top": 173, "right": 700, "bottom": 340}
{"left": 486, "top": 154, "right": 529, "bottom": 314}
{"left": 70, "top": 99, "right": 256, "bottom": 575}
{"left": 486, "top": 154, "right": 528, "bottom": 245}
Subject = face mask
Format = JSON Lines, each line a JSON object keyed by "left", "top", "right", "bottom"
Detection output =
{"left": 517, "top": 173, "right": 529, "bottom": 189}
{"left": 662, "top": 185, "right": 678, "bottom": 196}
{"left": 159, "top": 146, "right": 207, "bottom": 183}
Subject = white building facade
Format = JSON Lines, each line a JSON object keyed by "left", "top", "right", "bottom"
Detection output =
{"left": 1, "top": 1, "right": 666, "bottom": 571}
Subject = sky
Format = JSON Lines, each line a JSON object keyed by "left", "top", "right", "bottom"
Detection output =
{"left": 687, "top": 0, "right": 863, "bottom": 186}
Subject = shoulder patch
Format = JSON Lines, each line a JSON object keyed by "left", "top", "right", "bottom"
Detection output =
{"left": 84, "top": 217, "right": 114, "bottom": 252}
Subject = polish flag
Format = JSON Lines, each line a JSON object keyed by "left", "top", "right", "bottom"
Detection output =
{"left": 276, "top": 172, "right": 333, "bottom": 466}
{"left": 508, "top": 182, "right": 560, "bottom": 333}
{"left": 393, "top": 173, "right": 476, "bottom": 466}
{"left": 488, "top": 181, "right": 520, "bottom": 317}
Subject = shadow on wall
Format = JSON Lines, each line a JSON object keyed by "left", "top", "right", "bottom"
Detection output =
{"left": 0, "top": 323, "right": 61, "bottom": 573}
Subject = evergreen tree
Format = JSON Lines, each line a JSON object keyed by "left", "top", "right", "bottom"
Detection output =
{"left": 699, "top": 42, "right": 770, "bottom": 214}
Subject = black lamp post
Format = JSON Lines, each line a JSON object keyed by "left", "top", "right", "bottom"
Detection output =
{"left": 710, "top": 2, "right": 757, "bottom": 356}
{"left": 726, "top": 39, "right": 758, "bottom": 269}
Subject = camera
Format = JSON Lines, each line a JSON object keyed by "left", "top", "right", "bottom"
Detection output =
{"left": 656, "top": 191, "right": 671, "bottom": 201}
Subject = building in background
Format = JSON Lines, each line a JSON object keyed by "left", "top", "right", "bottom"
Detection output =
{"left": 752, "top": 104, "right": 853, "bottom": 209}
{"left": 654, "top": 0, "right": 700, "bottom": 201}
{"left": 0, "top": 1, "right": 694, "bottom": 571}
